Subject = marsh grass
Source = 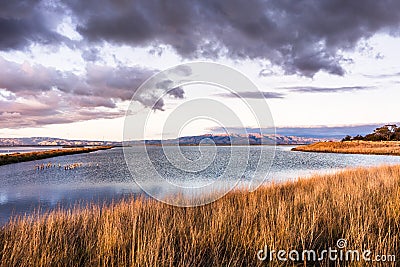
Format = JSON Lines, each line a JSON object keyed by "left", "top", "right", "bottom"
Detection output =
{"left": 1, "top": 165, "right": 400, "bottom": 266}
{"left": 0, "top": 146, "right": 113, "bottom": 166}
{"left": 292, "top": 140, "right": 400, "bottom": 156}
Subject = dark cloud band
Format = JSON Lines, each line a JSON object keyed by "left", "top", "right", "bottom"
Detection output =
{"left": 282, "top": 86, "right": 374, "bottom": 93}
{"left": 2, "top": 0, "right": 400, "bottom": 76}
{"left": 218, "top": 91, "right": 285, "bottom": 99}
{"left": 64, "top": 0, "right": 400, "bottom": 76}
{"left": 0, "top": 57, "right": 183, "bottom": 128}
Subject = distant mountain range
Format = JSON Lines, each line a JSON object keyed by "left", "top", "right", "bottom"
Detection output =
{"left": 0, "top": 134, "right": 337, "bottom": 147}
{"left": 130, "top": 134, "right": 336, "bottom": 145}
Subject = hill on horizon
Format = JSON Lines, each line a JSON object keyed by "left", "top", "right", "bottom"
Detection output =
{"left": 0, "top": 134, "right": 337, "bottom": 147}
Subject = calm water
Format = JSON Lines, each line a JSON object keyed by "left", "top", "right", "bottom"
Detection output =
{"left": 1, "top": 146, "right": 400, "bottom": 224}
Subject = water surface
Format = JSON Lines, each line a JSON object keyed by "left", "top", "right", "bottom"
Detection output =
{"left": 1, "top": 146, "right": 400, "bottom": 224}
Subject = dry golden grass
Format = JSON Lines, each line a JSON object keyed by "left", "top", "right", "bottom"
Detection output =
{"left": 292, "top": 140, "right": 400, "bottom": 156}
{"left": 0, "top": 146, "right": 113, "bottom": 166}
{"left": 1, "top": 165, "right": 400, "bottom": 266}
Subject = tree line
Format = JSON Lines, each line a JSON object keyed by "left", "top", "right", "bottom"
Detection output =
{"left": 342, "top": 124, "right": 400, "bottom": 142}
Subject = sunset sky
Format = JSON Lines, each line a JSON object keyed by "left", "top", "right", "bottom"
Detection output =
{"left": 1, "top": 0, "right": 400, "bottom": 140}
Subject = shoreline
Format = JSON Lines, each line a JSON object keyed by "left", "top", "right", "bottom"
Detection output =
{"left": 1, "top": 164, "right": 399, "bottom": 265}
{"left": 292, "top": 140, "right": 400, "bottom": 156}
{"left": 0, "top": 146, "right": 113, "bottom": 166}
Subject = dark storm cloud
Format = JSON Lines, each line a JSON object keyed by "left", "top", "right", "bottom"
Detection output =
{"left": 0, "top": 0, "right": 65, "bottom": 50}
{"left": 2, "top": 1, "right": 400, "bottom": 75}
{"left": 0, "top": 91, "right": 123, "bottom": 128}
{"left": 363, "top": 72, "right": 400, "bottom": 79}
{"left": 0, "top": 57, "right": 74, "bottom": 93}
{"left": 84, "top": 64, "right": 157, "bottom": 101}
{"left": 155, "top": 80, "right": 185, "bottom": 99}
{"left": 0, "top": 60, "right": 157, "bottom": 111}
{"left": 2, "top": 0, "right": 400, "bottom": 128}
{"left": 218, "top": 91, "right": 285, "bottom": 99}
{"left": 167, "top": 87, "right": 185, "bottom": 98}
{"left": 0, "top": 57, "right": 184, "bottom": 128}
{"left": 62, "top": 0, "right": 400, "bottom": 76}
{"left": 283, "top": 86, "right": 374, "bottom": 93}
{"left": 0, "top": 57, "right": 156, "bottom": 101}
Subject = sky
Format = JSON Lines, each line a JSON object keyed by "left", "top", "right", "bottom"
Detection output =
{"left": 1, "top": 0, "right": 400, "bottom": 141}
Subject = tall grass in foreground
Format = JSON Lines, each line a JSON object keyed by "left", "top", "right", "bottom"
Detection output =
{"left": 292, "top": 140, "right": 400, "bottom": 156}
{"left": 1, "top": 165, "right": 400, "bottom": 266}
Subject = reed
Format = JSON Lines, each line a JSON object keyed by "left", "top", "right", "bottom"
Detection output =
{"left": 0, "top": 146, "right": 113, "bottom": 166}
{"left": 1, "top": 165, "right": 400, "bottom": 266}
{"left": 292, "top": 140, "right": 400, "bottom": 156}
